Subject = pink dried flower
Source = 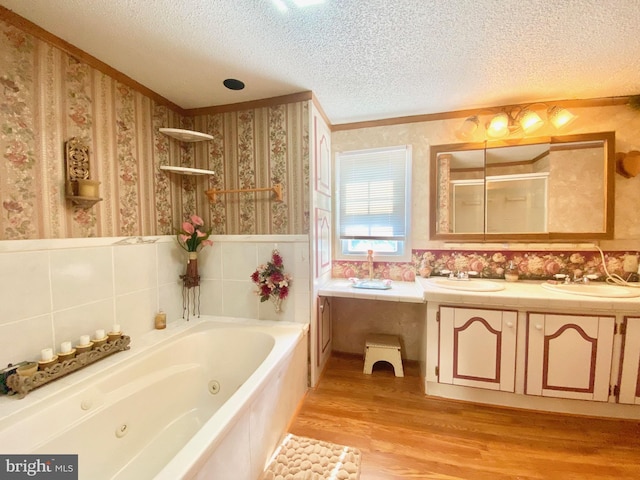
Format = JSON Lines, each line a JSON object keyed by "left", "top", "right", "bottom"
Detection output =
{"left": 176, "top": 214, "right": 212, "bottom": 252}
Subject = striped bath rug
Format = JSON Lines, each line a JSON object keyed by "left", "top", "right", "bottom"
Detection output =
{"left": 261, "top": 433, "right": 361, "bottom": 480}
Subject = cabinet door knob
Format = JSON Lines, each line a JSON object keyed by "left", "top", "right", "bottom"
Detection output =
{"left": 535, "top": 324, "right": 543, "bottom": 330}
{"left": 506, "top": 321, "right": 514, "bottom": 328}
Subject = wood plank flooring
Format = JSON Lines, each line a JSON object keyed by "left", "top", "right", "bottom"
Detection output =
{"left": 288, "top": 353, "right": 640, "bottom": 480}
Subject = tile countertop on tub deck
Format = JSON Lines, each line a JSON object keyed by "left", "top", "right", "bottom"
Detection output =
{"left": 317, "top": 279, "right": 426, "bottom": 303}
{"left": 417, "top": 277, "right": 640, "bottom": 312}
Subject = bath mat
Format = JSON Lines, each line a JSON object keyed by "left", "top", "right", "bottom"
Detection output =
{"left": 261, "top": 433, "right": 361, "bottom": 480}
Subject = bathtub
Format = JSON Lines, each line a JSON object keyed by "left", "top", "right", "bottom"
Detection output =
{"left": 0, "top": 317, "right": 309, "bottom": 480}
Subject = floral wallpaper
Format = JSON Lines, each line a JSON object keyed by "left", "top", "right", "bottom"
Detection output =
{"left": 0, "top": 18, "right": 310, "bottom": 240}
{"left": 332, "top": 249, "right": 640, "bottom": 282}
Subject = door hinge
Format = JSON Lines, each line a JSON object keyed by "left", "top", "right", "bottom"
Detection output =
{"left": 435, "top": 365, "right": 439, "bottom": 377}
{"left": 614, "top": 323, "right": 627, "bottom": 335}
{"left": 436, "top": 311, "right": 440, "bottom": 322}
{"left": 609, "top": 384, "right": 620, "bottom": 398}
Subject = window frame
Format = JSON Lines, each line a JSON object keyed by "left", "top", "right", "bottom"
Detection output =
{"left": 334, "top": 144, "right": 412, "bottom": 263}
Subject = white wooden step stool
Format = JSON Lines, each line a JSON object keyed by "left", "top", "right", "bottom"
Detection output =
{"left": 363, "top": 334, "right": 404, "bottom": 377}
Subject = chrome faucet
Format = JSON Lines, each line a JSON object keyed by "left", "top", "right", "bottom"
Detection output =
{"left": 367, "top": 250, "right": 374, "bottom": 280}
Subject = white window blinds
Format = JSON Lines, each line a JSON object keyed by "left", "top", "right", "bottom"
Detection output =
{"left": 337, "top": 145, "right": 411, "bottom": 241}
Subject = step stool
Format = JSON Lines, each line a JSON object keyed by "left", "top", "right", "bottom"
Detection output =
{"left": 363, "top": 334, "right": 404, "bottom": 377}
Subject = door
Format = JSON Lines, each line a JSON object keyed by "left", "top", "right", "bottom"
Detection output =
{"left": 439, "top": 306, "right": 517, "bottom": 392}
{"left": 526, "top": 313, "right": 615, "bottom": 401}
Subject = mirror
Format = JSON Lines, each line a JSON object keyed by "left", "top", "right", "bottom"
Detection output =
{"left": 430, "top": 132, "right": 615, "bottom": 241}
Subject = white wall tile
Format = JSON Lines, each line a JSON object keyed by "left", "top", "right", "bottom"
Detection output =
{"left": 222, "top": 280, "right": 259, "bottom": 318}
{"left": 222, "top": 243, "right": 258, "bottom": 281}
{"left": 157, "top": 240, "right": 184, "bottom": 286}
{"left": 0, "top": 251, "right": 51, "bottom": 324}
{"left": 157, "top": 282, "right": 184, "bottom": 325}
{"left": 0, "top": 315, "right": 53, "bottom": 367}
{"left": 0, "top": 235, "right": 311, "bottom": 372}
{"left": 114, "top": 288, "right": 159, "bottom": 340}
{"left": 52, "top": 298, "right": 115, "bottom": 348}
{"left": 113, "top": 243, "right": 157, "bottom": 295}
{"left": 198, "top": 279, "right": 224, "bottom": 316}
{"left": 50, "top": 247, "right": 114, "bottom": 311}
{"left": 198, "top": 243, "right": 222, "bottom": 280}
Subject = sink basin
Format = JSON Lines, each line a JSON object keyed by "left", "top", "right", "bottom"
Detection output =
{"left": 428, "top": 278, "right": 505, "bottom": 292}
{"left": 351, "top": 279, "right": 392, "bottom": 290}
{"left": 540, "top": 282, "right": 640, "bottom": 298}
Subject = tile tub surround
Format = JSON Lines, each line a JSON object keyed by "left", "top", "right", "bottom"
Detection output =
{"left": 332, "top": 248, "right": 640, "bottom": 282}
{"left": 0, "top": 235, "right": 310, "bottom": 370}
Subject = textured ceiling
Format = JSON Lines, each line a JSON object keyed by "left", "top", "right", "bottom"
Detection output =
{"left": 1, "top": 0, "right": 639, "bottom": 124}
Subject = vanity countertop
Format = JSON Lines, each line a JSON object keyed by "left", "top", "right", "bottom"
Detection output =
{"left": 317, "top": 279, "right": 425, "bottom": 303}
{"left": 418, "top": 277, "right": 640, "bottom": 312}
{"left": 319, "top": 277, "right": 640, "bottom": 311}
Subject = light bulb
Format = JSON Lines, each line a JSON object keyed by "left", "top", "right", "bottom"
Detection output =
{"left": 548, "top": 106, "right": 577, "bottom": 129}
{"left": 486, "top": 113, "right": 509, "bottom": 138}
{"left": 518, "top": 109, "right": 544, "bottom": 134}
{"left": 457, "top": 116, "right": 479, "bottom": 140}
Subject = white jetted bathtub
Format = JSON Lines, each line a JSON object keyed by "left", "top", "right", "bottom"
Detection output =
{"left": 0, "top": 317, "right": 309, "bottom": 480}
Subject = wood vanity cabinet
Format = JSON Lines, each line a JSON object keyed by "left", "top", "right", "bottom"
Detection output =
{"left": 438, "top": 306, "right": 517, "bottom": 392}
{"left": 525, "top": 313, "right": 615, "bottom": 402}
{"left": 619, "top": 317, "right": 640, "bottom": 405}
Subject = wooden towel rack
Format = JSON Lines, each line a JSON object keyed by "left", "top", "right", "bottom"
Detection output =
{"left": 205, "top": 184, "right": 282, "bottom": 202}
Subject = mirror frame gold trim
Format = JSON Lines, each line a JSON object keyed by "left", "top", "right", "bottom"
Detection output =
{"left": 429, "top": 132, "right": 615, "bottom": 242}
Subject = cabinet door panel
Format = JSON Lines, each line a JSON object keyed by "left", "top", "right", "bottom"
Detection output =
{"left": 439, "top": 307, "right": 517, "bottom": 392}
{"left": 527, "top": 313, "right": 614, "bottom": 401}
{"left": 619, "top": 318, "right": 640, "bottom": 404}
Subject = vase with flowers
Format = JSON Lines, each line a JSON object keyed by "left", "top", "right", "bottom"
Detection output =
{"left": 251, "top": 249, "right": 292, "bottom": 313}
{"left": 177, "top": 214, "right": 213, "bottom": 288}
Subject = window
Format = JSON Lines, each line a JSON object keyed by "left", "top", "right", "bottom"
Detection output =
{"left": 336, "top": 145, "right": 411, "bottom": 260}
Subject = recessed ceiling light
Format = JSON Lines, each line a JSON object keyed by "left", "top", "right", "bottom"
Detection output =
{"left": 223, "top": 78, "right": 245, "bottom": 91}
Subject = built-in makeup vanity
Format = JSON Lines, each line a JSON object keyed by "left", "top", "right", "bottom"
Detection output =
{"left": 419, "top": 278, "right": 640, "bottom": 419}
{"left": 318, "top": 277, "right": 640, "bottom": 419}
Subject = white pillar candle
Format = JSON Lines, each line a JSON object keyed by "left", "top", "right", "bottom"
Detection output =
{"left": 80, "top": 335, "right": 90, "bottom": 346}
{"left": 60, "top": 342, "right": 72, "bottom": 354}
{"left": 95, "top": 329, "right": 105, "bottom": 340}
{"left": 112, "top": 324, "right": 121, "bottom": 333}
{"left": 41, "top": 348, "right": 53, "bottom": 361}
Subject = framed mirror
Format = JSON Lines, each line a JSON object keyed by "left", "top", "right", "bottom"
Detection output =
{"left": 430, "top": 132, "right": 615, "bottom": 242}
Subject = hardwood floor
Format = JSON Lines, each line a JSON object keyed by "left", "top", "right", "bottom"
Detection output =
{"left": 288, "top": 353, "right": 640, "bottom": 480}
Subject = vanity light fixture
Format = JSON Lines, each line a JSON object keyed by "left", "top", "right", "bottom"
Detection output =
{"left": 457, "top": 104, "right": 578, "bottom": 140}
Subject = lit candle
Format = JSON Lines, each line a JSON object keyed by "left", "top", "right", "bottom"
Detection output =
{"left": 41, "top": 348, "right": 53, "bottom": 361}
{"left": 80, "top": 335, "right": 90, "bottom": 346}
{"left": 112, "top": 324, "right": 121, "bottom": 333}
{"left": 95, "top": 329, "right": 105, "bottom": 340}
{"left": 60, "top": 342, "right": 72, "bottom": 354}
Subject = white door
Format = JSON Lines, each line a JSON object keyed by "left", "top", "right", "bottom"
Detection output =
{"left": 526, "top": 313, "right": 615, "bottom": 401}
{"left": 439, "top": 306, "right": 517, "bottom": 392}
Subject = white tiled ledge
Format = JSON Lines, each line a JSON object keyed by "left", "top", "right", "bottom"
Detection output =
{"left": 317, "top": 279, "right": 425, "bottom": 303}
{"left": 319, "top": 277, "right": 640, "bottom": 312}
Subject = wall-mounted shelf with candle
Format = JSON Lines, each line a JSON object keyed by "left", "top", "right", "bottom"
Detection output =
{"left": 64, "top": 137, "right": 102, "bottom": 208}
{"left": 205, "top": 184, "right": 283, "bottom": 202}
{"left": 159, "top": 128, "right": 216, "bottom": 176}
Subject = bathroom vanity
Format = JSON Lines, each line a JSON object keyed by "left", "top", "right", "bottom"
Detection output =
{"left": 319, "top": 277, "right": 640, "bottom": 419}
{"left": 419, "top": 278, "right": 640, "bottom": 419}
